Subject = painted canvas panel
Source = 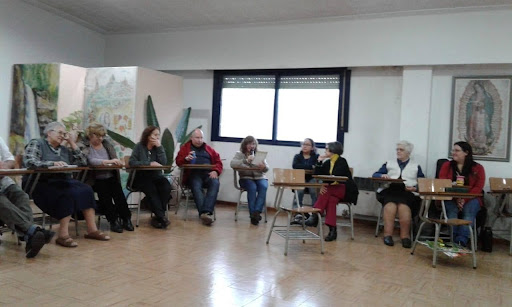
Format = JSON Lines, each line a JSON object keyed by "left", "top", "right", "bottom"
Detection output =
{"left": 9, "top": 63, "right": 60, "bottom": 155}
{"left": 84, "top": 67, "right": 137, "bottom": 159}
{"left": 450, "top": 77, "right": 512, "bottom": 161}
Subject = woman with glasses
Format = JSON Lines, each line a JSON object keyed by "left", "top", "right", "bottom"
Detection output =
{"left": 304, "top": 141, "right": 358, "bottom": 241}
{"left": 372, "top": 140, "right": 424, "bottom": 248}
{"left": 230, "top": 136, "right": 269, "bottom": 225}
{"left": 292, "top": 138, "right": 319, "bottom": 207}
{"left": 81, "top": 123, "right": 133, "bottom": 233}
{"left": 23, "top": 121, "right": 110, "bottom": 248}
{"left": 439, "top": 141, "right": 485, "bottom": 247}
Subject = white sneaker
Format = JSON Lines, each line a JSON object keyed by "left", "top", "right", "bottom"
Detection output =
{"left": 200, "top": 213, "right": 214, "bottom": 226}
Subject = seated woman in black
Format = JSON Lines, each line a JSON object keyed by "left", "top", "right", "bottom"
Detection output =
{"left": 81, "top": 123, "right": 134, "bottom": 233}
{"left": 23, "top": 121, "right": 110, "bottom": 248}
{"left": 129, "top": 126, "right": 172, "bottom": 229}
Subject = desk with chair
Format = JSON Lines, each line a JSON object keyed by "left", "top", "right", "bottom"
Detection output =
{"left": 411, "top": 178, "right": 481, "bottom": 268}
{"left": 488, "top": 177, "right": 512, "bottom": 255}
{"left": 266, "top": 169, "right": 326, "bottom": 256}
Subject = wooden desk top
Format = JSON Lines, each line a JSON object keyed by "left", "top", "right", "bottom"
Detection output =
{"left": 232, "top": 166, "right": 263, "bottom": 171}
{"left": 419, "top": 191, "right": 482, "bottom": 198}
{"left": 126, "top": 165, "right": 173, "bottom": 171}
{"left": 36, "top": 166, "right": 89, "bottom": 173}
{"left": 272, "top": 182, "right": 326, "bottom": 188}
{"left": 180, "top": 164, "right": 214, "bottom": 170}
{"left": 313, "top": 175, "right": 348, "bottom": 181}
{"left": 368, "top": 177, "right": 404, "bottom": 183}
{"left": 0, "top": 168, "right": 34, "bottom": 175}
{"left": 89, "top": 165, "right": 124, "bottom": 170}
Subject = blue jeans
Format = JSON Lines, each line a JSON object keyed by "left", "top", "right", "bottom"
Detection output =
{"left": 444, "top": 198, "right": 480, "bottom": 245}
{"left": 293, "top": 178, "right": 318, "bottom": 208}
{"left": 188, "top": 173, "right": 220, "bottom": 215}
{"left": 240, "top": 179, "right": 268, "bottom": 214}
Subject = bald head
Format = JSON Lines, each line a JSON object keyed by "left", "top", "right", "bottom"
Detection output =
{"left": 191, "top": 129, "right": 204, "bottom": 147}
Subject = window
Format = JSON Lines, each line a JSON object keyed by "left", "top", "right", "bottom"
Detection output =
{"left": 212, "top": 68, "right": 351, "bottom": 147}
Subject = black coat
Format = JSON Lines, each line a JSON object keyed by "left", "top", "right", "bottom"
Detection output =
{"left": 314, "top": 157, "right": 359, "bottom": 205}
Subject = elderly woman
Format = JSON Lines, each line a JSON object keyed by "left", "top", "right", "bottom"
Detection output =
{"left": 23, "top": 121, "right": 110, "bottom": 248}
{"left": 304, "top": 141, "right": 359, "bottom": 241}
{"left": 81, "top": 123, "right": 134, "bottom": 233}
{"left": 129, "top": 126, "right": 171, "bottom": 229}
{"left": 230, "top": 136, "right": 269, "bottom": 225}
{"left": 439, "top": 141, "right": 485, "bottom": 247}
{"left": 372, "top": 140, "right": 424, "bottom": 248}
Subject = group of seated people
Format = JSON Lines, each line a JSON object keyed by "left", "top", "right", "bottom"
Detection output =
{"left": 0, "top": 119, "right": 485, "bottom": 258}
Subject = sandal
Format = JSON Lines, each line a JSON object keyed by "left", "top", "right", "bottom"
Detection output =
{"left": 84, "top": 231, "right": 110, "bottom": 241}
{"left": 56, "top": 236, "right": 78, "bottom": 248}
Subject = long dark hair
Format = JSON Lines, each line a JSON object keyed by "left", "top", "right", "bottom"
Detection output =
{"left": 240, "top": 135, "right": 258, "bottom": 155}
{"left": 450, "top": 141, "right": 476, "bottom": 184}
{"left": 140, "top": 126, "right": 159, "bottom": 146}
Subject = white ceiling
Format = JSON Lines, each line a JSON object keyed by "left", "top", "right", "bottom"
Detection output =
{"left": 20, "top": 0, "right": 512, "bottom": 34}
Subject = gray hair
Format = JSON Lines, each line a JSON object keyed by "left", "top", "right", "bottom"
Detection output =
{"left": 43, "top": 121, "right": 65, "bottom": 135}
{"left": 326, "top": 141, "right": 344, "bottom": 155}
{"left": 397, "top": 140, "right": 414, "bottom": 154}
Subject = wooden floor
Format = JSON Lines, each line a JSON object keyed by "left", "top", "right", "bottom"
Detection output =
{"left": 1, "top": 205, "right": 512, "bottom": 306}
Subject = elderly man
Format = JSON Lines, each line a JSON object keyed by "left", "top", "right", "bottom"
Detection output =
{"left": 176, "top": 129, "right": 223, "bottom": 225}
{"left": 0, "top": 136, "right": 54, "bottom": 258}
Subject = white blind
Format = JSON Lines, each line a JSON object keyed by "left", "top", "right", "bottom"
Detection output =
{"left": 280, "top": 75, "right": 339, "bottom": 89}
{"left": 223, "top": 76, "right": 275, "bottom": 89}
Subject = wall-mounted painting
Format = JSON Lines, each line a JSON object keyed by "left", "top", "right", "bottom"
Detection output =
{"left": 9, "top": 63, "right": 60, "bottom": 155}
{"left": 450, "top": 76, "right": 512, "bottom": 161}
{"left": 83, "top": 67, "right": 137, "bottom": 159}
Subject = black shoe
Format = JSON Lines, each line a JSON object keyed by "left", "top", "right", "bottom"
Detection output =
{"left": 383, "top": 236, "right": 394, "bottom": 246}
{"left": 110, "top": 220, "right": 123, "bottom": 233}
{"left": 325, "top": 226, "right": 337, "bottom": 242}
{"left": 122, "top": 218, "right": 134, "bottom": 231}
{"left": 26, "top": 230, "right": 46, "bottom": 258}
{"left": 161, "top": 217, "right": 171, "bottom": 228}
{"left": 150, "top": 217, "right": 164, "bottom": 229}
{"left": 304, "top": 214, "right": 319, "bottom": 227}
{"left": 401, "top": 238, "right": 412, "bottom": 248}
{"left": 256, "top": 211, "right": 262, "bottom": 221}
{"left": 41, "top": 229, "right": 56, "bottom": 244}
{"left": 250, "top": 212, "right": 260, "bottom": 225}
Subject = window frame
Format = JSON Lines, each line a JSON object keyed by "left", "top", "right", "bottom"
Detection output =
{"left": 211, "top": 67, "right": 351, "bottom": 147}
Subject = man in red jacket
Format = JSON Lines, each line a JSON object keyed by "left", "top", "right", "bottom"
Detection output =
{"left": 176, "top": 129, "right": 223, "bottom": 225}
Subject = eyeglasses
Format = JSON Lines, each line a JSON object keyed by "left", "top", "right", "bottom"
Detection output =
{"left": 451, "top": 149, "right": 463, "bottom": 152}
{"left": 94, "top": 133, "right": 106, "bottom": 138}
{"left": 52, "top": 130, "right": 68, "bottom": 136}
{"left": 302, "top": 143, "right": 312, "bottom": 147}
{"left": 396, "top": 148, "right": 405, "bottom": 152}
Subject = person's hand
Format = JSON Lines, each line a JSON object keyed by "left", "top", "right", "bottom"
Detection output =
{"left": 319, "top": 185, "right": 327, "bottom": 195}
{"left": 457, "top": 198, "right": 465, "bottom": 210}
{"left": 247, "top": 155, "right": 255, "bottom": 163}
{"left": 406, "top": 186, "right": 416, "bottom": 192}
{"left": 185, "top": 151, "right": 195, "bottom": 161}
{"left": 0, "top": 161, "right": 5, "bottom": 169}
{"left": 149, "top": 136, "right": 161, "bottom": 148}
{"left": 103, "top": 159, "right": 123, "bottom": 166}
{"left": 257, "top": 162, "right": 266, "bottom": 170}
{"left": 150, "top": 161, "right": 162, "bottom": 166}
{"left": 53, "top": 161, "right": 68, "bottom": 167}
{"left": 318, "top": 155, "right": 328, "bottom": 162}
{"left": 64, "top": 131, "right": 78, "bottom": 149}
{"left": 209, "top": 171, "right": 218, "bottom": 179}
{"left": 381, "top": 174, "right": 390, "bottom": 179}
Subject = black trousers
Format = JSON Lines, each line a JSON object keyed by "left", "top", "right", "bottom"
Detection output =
{"left": 93, "top": 177, "right": 131, "bottom": 222}
{"left": 135, "top": 176, "right": 172, "bottom": 220}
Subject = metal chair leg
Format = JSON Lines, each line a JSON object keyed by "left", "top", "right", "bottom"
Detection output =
{"left": 317, "top": 212, "right": 324, "bottom": 254}
{"left": 432, "top": 223, "right": 440, "bottom": 268}
{"left": 136, "top": 197, "right": 141, "bottom": 227}
{"left": 411, "top": 221, "right": 427, "bottom": 254}
{"left": 349, "top": 204, "right": 354, "bottom": 240}
{"left": 266, "top": 208, "right": 281, "bottom": 244}
{"left": 284, "top": 211, "right": 292, "bottom": 256}
{"left": 375, "top": 206, "right": 383, "bottom": 237}
{"left": 469, "top": 225, "right": 477, "bottom": 269}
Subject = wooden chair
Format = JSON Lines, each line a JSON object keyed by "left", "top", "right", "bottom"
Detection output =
{"left": 266, "top": 168, "right": 324, "bottom": 256}
{"left": 489, "top": 177, "right": 512, "bottom": 255}
{"left": 411, "top": 178, "right": 477, "bottom": 268}
{"left": 233, "top": 168, "right": 267, "bottom": 222}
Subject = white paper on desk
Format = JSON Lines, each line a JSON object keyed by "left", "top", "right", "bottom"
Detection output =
{"left": 0, "top": 168, "right": 27, "bottom": 172}
{"left": 48, "top": 165, "right": 78, "bottom": 169}
{"left": 251, "top": 151, "right": 267, "bottom": 165}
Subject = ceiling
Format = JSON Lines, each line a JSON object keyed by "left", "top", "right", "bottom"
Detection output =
{"left": 21, "top": 0, "right": 512, "bottom": 34}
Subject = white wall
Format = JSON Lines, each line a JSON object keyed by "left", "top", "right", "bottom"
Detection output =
{"left": 105, "top": 9, "right": 512, "bottom": 70}
{"left": 0, "top": 0, "right": 105, "bottom": 139}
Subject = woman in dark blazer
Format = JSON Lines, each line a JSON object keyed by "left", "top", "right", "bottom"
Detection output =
{"left": 305, "top": 141, "right": 358, "bottom": 241}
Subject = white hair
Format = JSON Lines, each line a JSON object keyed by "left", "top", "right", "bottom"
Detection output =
{"left": 43, "top": 121, "right": 65, "bottom": 135}
{"left": 397, "top": 140, "right": 414, "bottom": 154}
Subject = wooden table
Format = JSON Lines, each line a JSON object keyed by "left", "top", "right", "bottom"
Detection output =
{"left": 368, "top": 177, "right": 404, "bottom": 183}
{"left": 180, "top": 164, "right": 215, "bottom": 170}
{"left": 312, "top": 175, "right": 348, "bottom": 182}
{"left": 25, "top": 166, "right": 90, "bottom": 197}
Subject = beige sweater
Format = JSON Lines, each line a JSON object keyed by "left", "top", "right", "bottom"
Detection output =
{"left": 230, "top": 151, "right": 269, "bottom": 180}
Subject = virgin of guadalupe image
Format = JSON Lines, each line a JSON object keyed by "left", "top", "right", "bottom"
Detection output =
{"left": 466, "top": 81, "right": 495, "bottom": 155}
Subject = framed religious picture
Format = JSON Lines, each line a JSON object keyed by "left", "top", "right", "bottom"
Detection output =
{"left": 450, "top": 76, "right": 512, "bottom": 161}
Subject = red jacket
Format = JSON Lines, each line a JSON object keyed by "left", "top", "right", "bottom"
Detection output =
{"left": 439, "top": 161, "right": 485, "bottom": 206}
{"left": 176, "top": 141, "right": 223, "bottom": 183}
